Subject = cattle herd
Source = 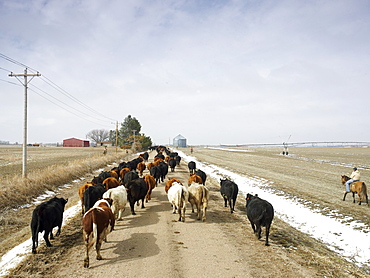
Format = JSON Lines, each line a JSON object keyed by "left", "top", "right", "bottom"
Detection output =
{"left": 30, "top": 146, "right": 275, "bottom": 268}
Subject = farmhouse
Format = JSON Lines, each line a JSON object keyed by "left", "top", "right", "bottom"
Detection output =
{"left": 63, "top": 138, "right": 90, "bottom": 147}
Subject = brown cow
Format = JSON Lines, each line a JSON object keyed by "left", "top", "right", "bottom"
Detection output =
{"left": 119, "top": 167, "right": 130, "bottom": 181}
{"left": 109, "top": 170, "right": 119, "bottom": 180}
{"left": 82, "top": 198, "right": 115, "bottom": 268}
{"left": 102, "top": 177, "right": 119, "bottom": 191}
{"left": 147, "top": 162, "right": 154, "bottom": 171}
{"left": 165, "top": 178, "right": 183, "bottom": 193}
{"left": 188, "top": 174, "right": 203, "bottom": 186}
{"left": 137, "top": 162, "right": 146, "bottom": 177}
{"left": 78, "top": 182, "right": 93, "bottom": 214}
{"left": 144, "top": 174, "right": 156, "bottom": 202}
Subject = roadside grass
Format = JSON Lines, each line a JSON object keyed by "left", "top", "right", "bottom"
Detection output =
{"left": 0, "top": 148, "right": 125, "bottom": 210}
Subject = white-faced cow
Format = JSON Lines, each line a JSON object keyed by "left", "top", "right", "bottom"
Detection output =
{"left": 30, "top": 197, "right": 68, "bottom": 254}
{"left": 246, "top": 193, "right": 274, "bottom": 246}
{"left": 82, "top": 198, "right": 115, "bottom": 268}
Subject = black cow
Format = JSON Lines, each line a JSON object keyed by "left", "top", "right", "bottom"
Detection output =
{"left": 246, "top": 193, "right": 274, "bottom": 246}
{"left": 158, "top": 161, "right": 168, "bottom": 182}
{"left": 127, "top": 158, "right": 142, "bottom": 171}
{"left": 168, "top": 158, "right": 177, "bottom": 172}
{"left": 126, "top": 178, "right": 148, "bottom": 215}
{"left": 175, "top": 155, "right": 181, "bottom": 166}
{"left": 195, "top": 169, "right": 207, "bottom": 185}
{"left": 150, "top": 166, "right": 161, "bottom": 184}
{"left": 84, "top": 183, "right": 106, "bottom": 212}
{"left": 30, "top": 197, "right": 68, "bottom": 254}
{"left": 141, "top": 152, "right": 149, "bottom": 162}
{"left": 188, "top": 161, "right": 196, "bottom": 174}
{"left": 123, "top": 170, "right": 139, "bottom": 187}
{"left": 220, "top": 179, "right": 239, "bottom": 213}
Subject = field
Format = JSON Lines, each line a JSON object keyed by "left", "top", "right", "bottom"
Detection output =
{"left": 1, "top": 146, "right": 370, "bottom": 277}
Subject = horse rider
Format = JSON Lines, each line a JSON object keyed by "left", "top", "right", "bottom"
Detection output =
{"left": 345, "top": 167, "right": 360, "bottom": 193}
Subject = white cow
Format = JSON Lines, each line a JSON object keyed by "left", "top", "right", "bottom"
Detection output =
{"left": 188, "top": 182, "right": 209, "bottom": 221}
{"left": 102, "top": 185, "right": 127, "bottom": 220}
{"left": 167, "top": 182, "right": 189, "bottom": 222}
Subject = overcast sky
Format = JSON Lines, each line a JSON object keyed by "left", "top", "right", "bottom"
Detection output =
{"left": 1, "top": 0, "right": 369, "bottom": 146}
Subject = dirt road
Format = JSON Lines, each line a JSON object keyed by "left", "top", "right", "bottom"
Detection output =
{"left": 6, "top": 148, "right": 370, "bottom": 277}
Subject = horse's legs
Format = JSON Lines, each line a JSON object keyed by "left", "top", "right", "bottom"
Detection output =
{"left": 358, "top": 193, "right": 362, "bottom": 205}
{"left": 352, "top": 192, "right": 356, "bottom": 203}
{"left": 343, "top": 192, "right": 348, "bottom": 201}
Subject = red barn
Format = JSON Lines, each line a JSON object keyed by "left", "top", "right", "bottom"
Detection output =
{"left": 63, "top": 138, "right": 90, "bottom": 147}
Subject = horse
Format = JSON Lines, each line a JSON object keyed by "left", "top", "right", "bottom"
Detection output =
{"left": 341, "top": 175, "right": 369, "bottom": 206}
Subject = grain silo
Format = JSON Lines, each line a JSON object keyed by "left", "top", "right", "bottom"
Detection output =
{"left": 173, "top": 134, "right": 187, "bottom": 147}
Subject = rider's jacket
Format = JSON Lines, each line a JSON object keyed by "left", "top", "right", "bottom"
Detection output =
{"left": 350, "top": 170, "right": 361, "bottom": 181}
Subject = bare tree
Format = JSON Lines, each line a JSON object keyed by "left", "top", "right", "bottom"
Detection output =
{"left": 86, "top": 129, "right": 109, "bottom": 145}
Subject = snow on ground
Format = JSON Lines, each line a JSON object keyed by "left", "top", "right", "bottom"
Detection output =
{"left": 176, "top": 149, "right": 370, "bottom": 268}
{"left": 1, "top": 151, "right": 370, "bottom": 277}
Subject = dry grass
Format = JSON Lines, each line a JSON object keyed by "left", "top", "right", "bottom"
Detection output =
{"left": 0, "top": 146, "right": 126, "bottom": 210}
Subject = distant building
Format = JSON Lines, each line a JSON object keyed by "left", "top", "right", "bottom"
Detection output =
{"left": 63, "top": 137, "right": 90, "bottom": 147}
{"left": 173, "top": 134, "right": 187, "bottom": 147}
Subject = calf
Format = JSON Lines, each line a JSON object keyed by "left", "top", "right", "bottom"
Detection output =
{"left": 84, "top": 183, "right": 106, "bottom": 213}
{"left": 188, "top": 173, "right": 203, "bottom": 186}
{"left": 246, "top": 193, "right": 274, "bottom": 246}
{"left": 188, "top": 161, "right": 196, "bottom": 174}
{"left": 102, "top": 186, "right": 127, "bottom": 220}
{"left": 144, "top": 174, "right": 156, "bottom": 202}
{"left": 126, "top": 178, "right": 148, "bottom": 215}
{"left": 188, "top": 182, "right": 209, "bottom": 221}
{"left": 30, "top": 197, "right": 68, "bottom": 254}
{"left": 220, "top": 179, "right": 239, "bottom": 213}
{"left": 167, "top": 182, "right": 189, "bottom": 222}
{"left": 82, "top": 199, "right": 115, "bottom": 268}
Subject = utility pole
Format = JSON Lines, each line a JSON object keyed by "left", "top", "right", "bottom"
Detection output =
{"left": 111, "top": 121, "right": 121, "bottom": 153}
{"left": 115, "top": 121, "right": 119, "bottom": 153}
{"left": 132, "top": 130, "right": 136, "bottom": 152}
{"left": 9, "top": 68, "right": 41, "bottom": 178}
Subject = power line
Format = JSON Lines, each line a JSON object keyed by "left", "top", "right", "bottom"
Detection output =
{"left": 36, "top": 74, "right": 117, "bottom": 122}
{"left": 29, "top": 84, "right": 111, "bottom": 125}
{"left": 1, "top": 53, "right": 118, "bottom": 125}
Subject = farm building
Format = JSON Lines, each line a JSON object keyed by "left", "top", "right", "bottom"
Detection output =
{"left": 173, "top": 134, "right": 187, "bottom": 147}
{"left": 63, "top": 138, "right": 90, "bottom": 147}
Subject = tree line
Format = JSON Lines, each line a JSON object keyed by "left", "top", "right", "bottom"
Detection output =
{"left": 86, "top": 115, "right": 152, "bottom": 151}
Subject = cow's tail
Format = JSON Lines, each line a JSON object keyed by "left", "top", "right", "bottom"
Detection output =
{"left": 33, "top": 213, "right": 42, "bottom": 247}
{"left": 201, "top": 186, "right": 209, "bottom": 205}
{"left": 91, "top": 208, "right": 98, "bottom": 244}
